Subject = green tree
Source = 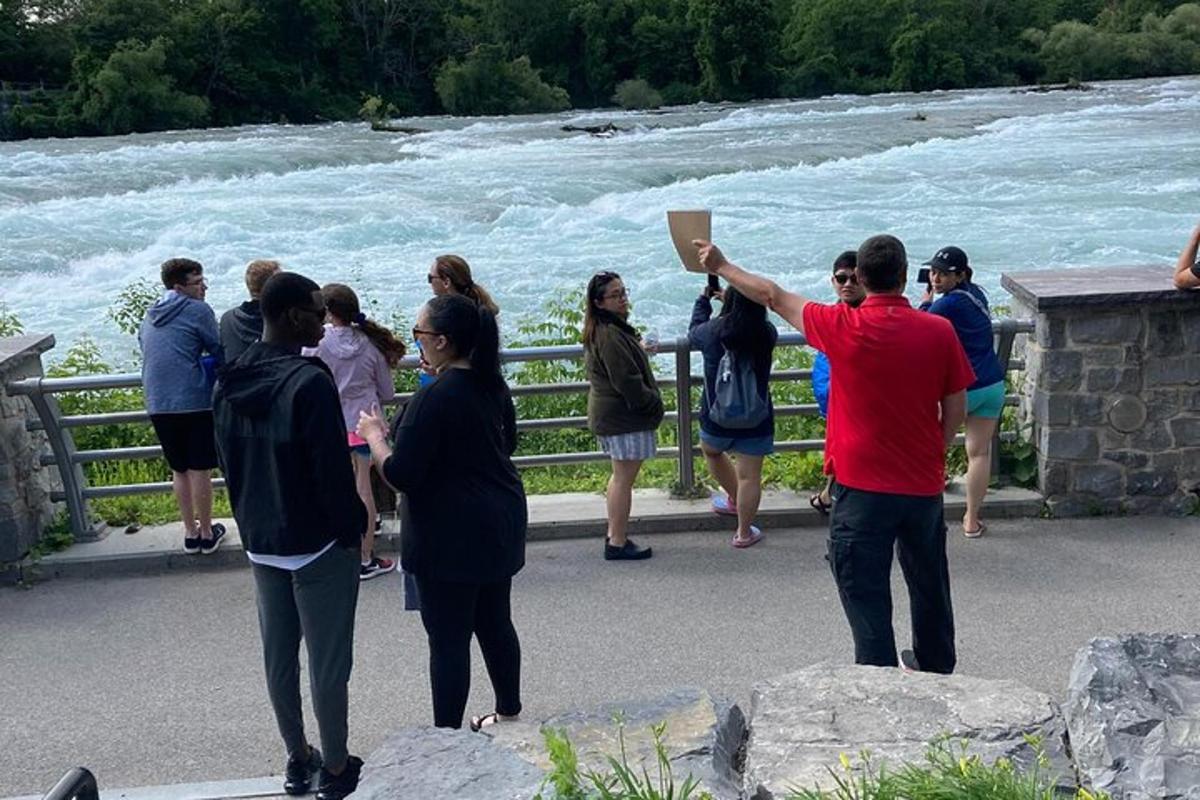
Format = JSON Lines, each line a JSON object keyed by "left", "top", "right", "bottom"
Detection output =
{"left": 782, "top": 0, "right": 902, "bottom": 95}
{"left": 888, "top": 3, "right": 969, "bottom": 91}
{"left": 689, "top": 0, "right": 781, "bottom": 100}
{"left": 77, "top": 37, "right": 209, "bottom": 135}
{"left": 434, "top": 43, "right": 570, "bottom": 114}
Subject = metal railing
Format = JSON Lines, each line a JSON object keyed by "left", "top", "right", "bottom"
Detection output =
{"left": 6, "top": 320, "right": 1033, "bottom": 540}
{"left": 42, "top": 768, "right": 99, "bottom": 800}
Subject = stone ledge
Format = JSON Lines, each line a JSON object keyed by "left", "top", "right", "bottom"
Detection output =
{"left": 0, "top": 333, "right": 55, "bottom": 378}
{"left": 1002, "top": 267, "right": 1200, "bottom": 311}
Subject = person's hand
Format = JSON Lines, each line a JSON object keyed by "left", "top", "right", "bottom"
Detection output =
{"left": 711, "top": 288, "right": 725, "bottom": 303}
{"left": 921, "top": 287, "right": 934, "bottom": 305}
{"left": 357, "top": 404, "right": 387, "bottom": 444}
{"left": 418, "top": 354, "right": 436, "bottom": 376}
{"left": 692, "top": 239, "right": 729, "bottom": 274}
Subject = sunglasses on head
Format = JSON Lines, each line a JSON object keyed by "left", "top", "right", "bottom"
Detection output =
{"left": 833, "top": 272, "right": 858, "bottom": 285}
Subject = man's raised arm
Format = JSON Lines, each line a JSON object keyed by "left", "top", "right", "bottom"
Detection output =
{"left": 693, "top": 240, "right": 813, "bottom": 335}
{"left": 1174, "top": 221, "right": 1200, "bottom": 290}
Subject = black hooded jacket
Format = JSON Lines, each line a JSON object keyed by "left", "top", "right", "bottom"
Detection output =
{"left": 219, "top": 301, "right": 265, "bottom": 365}
{"left": 213, "top": 341, "right": 366, "bottom": 556}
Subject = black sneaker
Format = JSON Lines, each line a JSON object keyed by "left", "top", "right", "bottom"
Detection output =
{"left": 604, "top": 539, "right": 653, "bottom": 561}
{"left": 900, "top": 649, "right": 920, "bottom": 672}
{"left": 183, "top": 536, "right": 202, "bottom": 554}
{"left": 360, "top": 555, "right": 396, "bottom": 581}
{"left": 315, "top": 754, "right": 363, "bottom": 800}
{"left": 200, "top": 523, "right": 227, "bottom": 555}
{"left": 283, "top": 746, "right": 323, "bottom": 795}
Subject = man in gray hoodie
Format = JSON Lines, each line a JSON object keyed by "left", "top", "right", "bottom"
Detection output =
{"left": 139, "top": 257, "right": 225, "bottom": 554}
{"left": 220, "top": 259, "right": 281, "bottom": 363}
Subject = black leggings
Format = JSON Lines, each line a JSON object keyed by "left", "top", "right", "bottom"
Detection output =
{"left": 415, "top": 575, "right": 522, "bottom": 728}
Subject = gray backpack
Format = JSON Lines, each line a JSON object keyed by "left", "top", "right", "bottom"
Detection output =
{"left": 709, "top": 347, "right": 769, "bottom": 429}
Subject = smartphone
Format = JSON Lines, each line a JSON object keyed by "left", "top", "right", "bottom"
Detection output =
{"left": 916, "top": 267, "right": 931, "bottom": 285}
{"left": 707, "top": 274, "right": 720, "bottom": 292}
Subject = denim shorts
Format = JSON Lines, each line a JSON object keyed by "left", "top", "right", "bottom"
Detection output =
{"left": 967, "top": 380, "right": 1006, "bottom": 419}
{"left": 699, "top": 431, "right": 774, "bottom": 456}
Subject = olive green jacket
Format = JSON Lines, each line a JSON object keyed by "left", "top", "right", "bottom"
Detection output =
{"left": 585, "top": 321, "right": 664, "bottom": 436}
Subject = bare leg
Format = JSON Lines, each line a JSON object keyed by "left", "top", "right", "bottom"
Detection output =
{"left": 700, "top": 441, "right": 738, "bottom": 505}
{"left": 963, "top": 415, "right": 999, "bottom": 534}
{"left": 191, "top": 470, "right": 213, "bottom": 537}
{"left": 354, "top": 456, "right": 376, "bottom": 563}
{"left": 172, "top": 471, "right": 196, "bottom": 536}
{"left": 606, "top": 459, "right": 643, "bottom": 547}
{"left": 733, "top": 454, "right": 764, "bottom": 541}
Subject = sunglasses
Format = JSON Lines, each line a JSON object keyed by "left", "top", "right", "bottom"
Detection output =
{"left": 833, "top": 272, "right": 858, "bottom": 285}
{"left": 426, "top": 274, "right": 443, "bottom": 284}
{"left": 412, "top": 327, "right": 442, "bottom": 339}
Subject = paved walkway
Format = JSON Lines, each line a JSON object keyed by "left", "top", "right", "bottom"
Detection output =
{"left": 3, "top": 513, "right": 1198, "bottom": 798}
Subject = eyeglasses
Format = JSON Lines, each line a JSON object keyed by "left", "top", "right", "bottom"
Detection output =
{"left": 603, "top": 288, "right": 628, "bottom": 301}
{"left": 412, "top": 327, "right": 442, "bottom": 339}
{"left": 833, "top": 272, "right": 858, "bottom": 285}
{"left": 426, "top": 274, "right": 442, "bottom": 284}
{"left": 184, "top": 277, "right": 207, "bottom": 287}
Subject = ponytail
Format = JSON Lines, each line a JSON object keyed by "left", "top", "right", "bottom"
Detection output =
{"left": 470, "top": 305, "right": 502, "bottom": 381}
{"left": 321, "top": 282, "right": 406, "bottom": 367}
{"left": 358, "top": 317, "right": 406, "bottom": 368}
{"left": 425, "top": 293, "right": 504, "bottom": 388}
{"left": 434, "top": 254, "right": 500, "bottom": 316}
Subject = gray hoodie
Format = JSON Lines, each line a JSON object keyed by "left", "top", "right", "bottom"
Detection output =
{"left": 305, "top": 325, "right": 395, "bottom": 432}
{"left": 138, "top": 290, "right": 223, "bottom": 414}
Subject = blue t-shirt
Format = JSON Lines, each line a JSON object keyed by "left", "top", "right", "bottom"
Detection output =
{"left": 811, "top": 351, "right": 831, "bottom": 418}
{"left": 919, "top": 284, "right": 1003, "bottom": 390}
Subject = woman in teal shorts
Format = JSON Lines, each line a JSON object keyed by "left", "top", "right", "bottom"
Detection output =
{"left": 920, "top": 246, "right": 1005, "bottom": 539}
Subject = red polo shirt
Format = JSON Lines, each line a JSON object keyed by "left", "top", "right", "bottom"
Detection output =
{"left": 803, "top": 295, "right": 975, "bottom": 497}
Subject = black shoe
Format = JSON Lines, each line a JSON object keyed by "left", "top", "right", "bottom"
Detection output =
{"left": 604, "top": 539, "right": 653, "bottom": 561}
{"left": 183, "top": 536, "right": 202, "bottom": 554}
{"left": 315, "top": 755, "right": 363, "bottom": 800}
{"left": 200, "top": 523, "right": 227, "bottom": 555}
{"left": 283, "top": 746, "right": 323, "bottom": 795}
{"left": 900, "top": 649, "right": 920, "bottom": 672}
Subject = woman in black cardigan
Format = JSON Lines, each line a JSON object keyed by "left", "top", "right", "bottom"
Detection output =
{"left": 357, "top": 294, "right": 526, "bottom": 732}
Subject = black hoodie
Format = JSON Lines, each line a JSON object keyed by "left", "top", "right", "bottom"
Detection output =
{"left": 219, "top": 300, "right": 265, "bottom": 365}
{"left": 213, "top": 341, "right": 366, "bottom": 556}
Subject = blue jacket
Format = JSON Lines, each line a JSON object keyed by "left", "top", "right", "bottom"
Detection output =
{"left": 139, "top": 290, "right": 223, "bottom": 414}
{"left": 920, "top": 284, "right": 1003, "bottom": 390}
{"left": 687, "top": 295, "right": 776, "bottom": 439}
{"left": 812, "top": 351, "right": 831, "bottom": 418}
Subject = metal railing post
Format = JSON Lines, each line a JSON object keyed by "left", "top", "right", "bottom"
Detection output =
{"left": 42, "top": 767, "right": 98, "bottom": 800}
{"left": 673, "top": 339, "right": 695, "bottom": 494}
{"left": 992, "top": 318, "right": 1021, "bottom": 480}
{"left": 16, "top": 378, "right": 100, "bottom": 541}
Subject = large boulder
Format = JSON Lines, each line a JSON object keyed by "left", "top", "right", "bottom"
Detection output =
{"left": 1065, "top": 633, "right": 1200, "bottom": 799}
{"left": 354, "top": 726, "right": 545, "bottom": 800}
{"left": 486, "top": 687, "right": 746, "bottom": 800}
{"left": 743, "top": 664, "right": 1074, "bottom": 800}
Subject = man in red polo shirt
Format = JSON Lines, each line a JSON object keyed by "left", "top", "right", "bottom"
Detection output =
{"left": 695, "top": 234, "right": 974, "bottom": 673}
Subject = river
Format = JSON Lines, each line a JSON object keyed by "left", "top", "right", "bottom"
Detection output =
{"left": 1, "top": 75, "right": 1197, "bottom": 357}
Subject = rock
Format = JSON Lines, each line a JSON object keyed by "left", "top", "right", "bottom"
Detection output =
{"left": 369, "top": 123, "right": 428, "bottom": 134}
{"left": 355, "top": 726, "right": 544, "bottom": 800}
{"left": 561, "top": 122, "right": 626, "bottom": 137}
{"left": 487, "top": 687, "right": 746, "bottom": 800}
{"left": 743, "top": 664, "right": 1074, "bottom": 799}
{"left": 1065, "top": 634, "right": 1200, "bottom": 800}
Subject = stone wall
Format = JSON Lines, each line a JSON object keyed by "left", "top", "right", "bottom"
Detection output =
{"left": 1005, "top": 268, "right": 1200, "bottom": 517}
{"left": 0, "top": 334, "right": 59, "bottom": 563}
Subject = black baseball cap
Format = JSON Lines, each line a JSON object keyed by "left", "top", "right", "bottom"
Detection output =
{"left": 924, "top": 246, "right": 970, "bottom": 273}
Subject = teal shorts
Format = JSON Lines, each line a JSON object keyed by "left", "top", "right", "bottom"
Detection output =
{"left": 967, "top": 381, "right": 1006, "bottom": 419}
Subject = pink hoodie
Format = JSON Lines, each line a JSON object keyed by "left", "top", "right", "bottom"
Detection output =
{"left": 306, "top": 325, "right": 396, "bottom": 432}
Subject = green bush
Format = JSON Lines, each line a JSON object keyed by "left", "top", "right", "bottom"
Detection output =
{"left": 77, "top": 36, "right": 210, "bottom": 135}
{"left": 613, "top": 79, "right": 663, "bottom": 110}
{"left": 435, "top": 45, "right": 570, "bottom": 116}
{"left": 0, "top": 302, "right": 24, "bottom": 336}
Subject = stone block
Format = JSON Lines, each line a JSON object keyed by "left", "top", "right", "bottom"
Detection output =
{"left": 1072, "top": 395, "right": 1105, "bottom": 427}
{"left": 1040, "top": 428, "right": 1098, "bottom": 461}
{"left": 1069, "top": 313, "right": 1142, "bottom": 345}
{"left": 355, "top": 726, "right": 544, "bottom": 800}
{"left": 1145, "top": 356, "right": 1200, "bottom": 387}
{"left": 1176, "top": 448, "right": 1200, "bottom": 481}
{"left": 1066, "top": 634, "right": 1200, "bottom": 799}
{"left": 1041, "top": 350, "right": 1083, "bottom": 391}
{"left": 1130, "top": 422, "right": 1172, "bottom": 452}
{"left": 1146, "top": 311, "right": 1184, "bottom": 356}
{"left": 1144, "top": 390, "right": 1181, "bottom": 422}
{"left": 1127, "top": 470, "right": 1177, "bottom": 497}
{"left": 1103, "top": 450, "right": 1148, "bottom": 469}
{"left": 487, "top": 687, "right": 745, "bottom": 800}
{"left": 743, "top": 665, "right": 1074, "bottom": 799}
{"left": 1115, "top": 366, "right": 1143, "bottom": 394}
{"left": 1182, "top": 312, "right": 1200, "bottom": 353}
{"left": 1071, "top": 465, "right": 1123, "bottom": 497}
{"left": 1085, "top": 368, "right": 1117, "bottom": 393}
{"left": 1032, "top": 390, "right": 1071, "bottom": 426}
{"left": 1040, "top": 462, "right": 1072, "bottom": 495}
{"left": 1086, "top": 346, "right": 1125, "bottom": 367}
{"left": 1171, "top": 418, "right": 1200, "bottom": 447}
{"left": 1035, "top": 316, "right": 1068, "bottom": 349}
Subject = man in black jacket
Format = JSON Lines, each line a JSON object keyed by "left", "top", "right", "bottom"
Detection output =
{"left": 218, "top": 259, "right": 281, "bottom": 363}
{"left": 213, "top": 271, "right": 366, "bottom": 800}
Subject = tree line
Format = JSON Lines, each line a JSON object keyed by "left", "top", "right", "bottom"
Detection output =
{"left": 2, "top": 0, "right": 1199, "bottom": 140}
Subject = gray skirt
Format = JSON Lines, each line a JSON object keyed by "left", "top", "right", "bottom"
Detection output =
{"left": 598, "top": 429, "right": 658, "bottom": 461}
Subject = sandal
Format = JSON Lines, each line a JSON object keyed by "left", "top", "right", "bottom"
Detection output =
{"left": 469, "top": 712, "right": 516, "bottom": 732}
{"left": 711, "top": 494, "right": 738, "bottom": 517}
{"left": 809, "top": 493, "right": 832, "bottom": 515}
{"left": 963, "top": 522, "right": 986, "bottom": 539}
{"left": 731, "top": 526, "right": 764, "bottom": 549}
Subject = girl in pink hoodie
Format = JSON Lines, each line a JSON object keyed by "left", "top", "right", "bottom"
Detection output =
{"left": 311, "top": 284, "right": 406, "bottom": 580}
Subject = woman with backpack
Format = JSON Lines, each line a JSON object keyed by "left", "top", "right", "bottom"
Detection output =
{"left": 919, "top": 246, "right": 1005, "bottom": 539}
{"left": 309, "top": 283, "right": 406, "bottom": 579}
{"left": 583, "top": 271, "right": 664, "bottom": 562}
{"left": 688, "top": 284, "right": 778, "bottom": 548}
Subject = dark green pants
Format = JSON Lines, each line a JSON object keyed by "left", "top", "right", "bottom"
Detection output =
{"left": 251, "top": 545, "right": 360, "bottom": 769}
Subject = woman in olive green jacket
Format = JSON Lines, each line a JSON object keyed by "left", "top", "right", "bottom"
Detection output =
{"left": 583, "top": 271, "right": 664, "bottom": 562}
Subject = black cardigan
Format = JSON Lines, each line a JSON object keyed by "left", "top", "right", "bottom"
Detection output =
{"left": 382, "top": 367, "right": 527, "bottom": 583}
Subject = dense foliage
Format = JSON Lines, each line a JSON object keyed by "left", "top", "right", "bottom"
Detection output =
{"left": 1, "top": 0, "right": 1198, "bottom": 139}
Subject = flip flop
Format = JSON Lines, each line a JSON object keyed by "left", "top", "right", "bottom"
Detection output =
{"left": 809, "top": 493, "right": 832, "bottom": 515}
{"left": 963, "top": 522, "right": 986, "bottom": 539}
{"left": 731, "top": 526, "right": 763, "bottom": 548}
{"left": 470, "top": 712, "right": 517, "bottom": 732}
{"left": 712, "top": 494, "right": 738, "bottom": 517}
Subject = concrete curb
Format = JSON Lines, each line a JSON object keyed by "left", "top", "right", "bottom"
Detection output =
{"left": 5, "top": 776, "right": 285, "bottom": 800}
{"left": 26, "top": 485, "right": 1044, "bottom": 580}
